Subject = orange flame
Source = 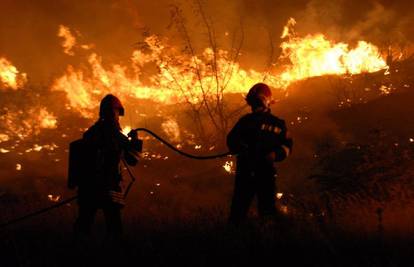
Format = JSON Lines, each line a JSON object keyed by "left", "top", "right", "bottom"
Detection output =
{"left": 278, "top": 18, "right": 388, "bottom": 87}
{"left": 0, "top": 57, "right": 27, "bottom": 89}
{"left": 58, "top": 25, "right": 76, "bottom": 56}
{"left": 0, "top": 107, "right": 57, "bottom": 140}
{"left": 51, "top": 22, "right": 387, "bottom": 117}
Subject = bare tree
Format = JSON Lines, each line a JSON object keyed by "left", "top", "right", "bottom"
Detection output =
{"left": 164, "top": 1, "right": 246, "bottom": 146}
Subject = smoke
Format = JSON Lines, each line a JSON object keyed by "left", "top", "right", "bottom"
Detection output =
{"left": 294, "top": 0, "right": 414, "bottom": 47}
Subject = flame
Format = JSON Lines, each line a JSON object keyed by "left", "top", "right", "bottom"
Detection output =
{"left": 161, "top": 118, "right": 181, "bottom": 143}
{"left": 58, "top": 25, "right": 76, "bottom": 56}
{"left": 51, "top": 35, "right": 281, "bottom": 116}
{"left": 278, "top": 18, "right": 387, "bottom": 87}
{"left": 0, "top": 57, "right": 27, "bottom": 89}
{"left": 51, "top": 20, "right": 388, "bottom": 118}
{"left": 0, "top": 134, "right": 9, "bottom": 143}
{"left": 0, "top": 107, "right": 57, "bottom": 141}
{"left": 39, "top": 108, "right": 58, "bottom": 129}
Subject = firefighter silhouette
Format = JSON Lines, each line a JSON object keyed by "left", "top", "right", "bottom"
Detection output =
{"left": 227, "top": 83, "right": 293, "bottom": 224}
{"left": 68, "top": 94, "right": 142, "bottom": 239}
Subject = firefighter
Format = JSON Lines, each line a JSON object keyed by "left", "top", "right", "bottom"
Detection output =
{"left": 227, "top": 83, "right": 292, "bottom": 225}
{"left": 70, "top": 94, "right": 142, "bottom": 240}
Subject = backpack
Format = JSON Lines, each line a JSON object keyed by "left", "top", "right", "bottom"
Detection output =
{"left": 67, "top": 138, "right": 97, "bottom": 189}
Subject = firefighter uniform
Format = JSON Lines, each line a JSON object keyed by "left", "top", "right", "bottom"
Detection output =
{"left": 71, "top": 94, "right": 142, "bottom": 238}
{"left": 227, "top": 84, "right": 292, "bottom": 224}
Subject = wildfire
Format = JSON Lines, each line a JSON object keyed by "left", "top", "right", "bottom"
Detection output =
{"left": 161, "top": 118, "right": 181, "bottom": 143}
{"left": 0, "top": 21, "right": 390, "bottom": 151}
{"left": 0, "top": 57, "right": 27, "bottom": 89}
{"left": 39, "top": 108, "right": 58, "bottom": 129}
{"left": 278, "top": 18, "right": 388, "bottom": 87}
{"left": 50, "top": 22, "right": 388, "bottom": 118}
{"left": 0, "top": 107, "right": 57, "bottom": 141}
{"left": 58, "top": 25, "right": 76, "bottom": 56}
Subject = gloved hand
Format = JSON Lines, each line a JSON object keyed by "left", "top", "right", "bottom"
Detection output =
{"left": 127, "top": 129, "right": 138, "bottom": 139}
{"left": 127, "top": 129, "right": 143, "bottom": 152}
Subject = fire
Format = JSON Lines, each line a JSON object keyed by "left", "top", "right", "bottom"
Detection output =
{"left": 223, "top": 160, "right": 234, "bottom": 174}
{"left": 0, "top": 107, "right": 57, "bottom": 141}
{"left": 278, "top": 18, "right": 387, "bottom": 87}
{"left": 0, "top": 57, "right": 27, "bottom": 89}
{"left": 0, "top": 134, "right": 9, "bottom": 143}
{"left": 161, "top": 118, "right": 181, "bottom": 143}
{"left": 58, "top": 25, "right": 76, "bottom": 56}
{"left": 47, "top": 194, "right": 61, "bottom": 202}
{"left": 50, "top": 22, "right": 388, "bottom": 117}
{"left": 39, "top": 108, "right": 58, "bottom": 129}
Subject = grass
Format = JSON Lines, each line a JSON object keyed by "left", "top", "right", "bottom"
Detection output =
{"left": 2, "top": 196, "right": 414, "bottom": 267}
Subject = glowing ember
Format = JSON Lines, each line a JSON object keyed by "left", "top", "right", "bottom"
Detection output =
{"left": 409, "top": 138, "right": 414, "bottom": 143}
{"left": 0, "top": 148, "right": 10, "bottom": 153}
{"left": 47, "top": 194, "right": 61, "bottom": 202}
{"left": 276, "top": 193, "right": 284, "bottom": 199}
{"left": 279, "top": 205, "right": 288, "bottom": 214}
{"left": 0, "top": 57, "right": 27, "bottom": 89}
{"left": 16, "top": 164, "right": 22, "bottom": 171}
{"left": 379, "top": 85, "right": 393, "bottom": 95}
{"left": 0, "top": 134, "right": 9, "bottom": 142}
{"left": 223, "top": 160, "right": 234, "bottom": 174}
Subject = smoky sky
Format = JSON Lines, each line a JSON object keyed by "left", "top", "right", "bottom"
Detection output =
{"left": 0, "top": 0, "right": 413, "bottom": 83}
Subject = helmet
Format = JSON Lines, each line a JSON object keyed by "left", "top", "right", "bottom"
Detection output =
{"left": 99, "top": 94, "right": 125, "bottom": 118}
{"left": 245, "top": 83, "right": 272, "bottom": 108}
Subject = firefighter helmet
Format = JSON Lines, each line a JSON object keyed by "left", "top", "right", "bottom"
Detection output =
{"left": 99, "top": 94, "right": 125, "bottom": 118}
{"left": 245, "top": 83, "right": 272, "bottom": 108}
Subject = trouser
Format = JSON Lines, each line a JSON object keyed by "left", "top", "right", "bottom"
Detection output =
{"left": 74, "top": 201, "right": 123, "bottom": 237}
{"left": 229, "top": 170, "right": 277, "bottom": 225}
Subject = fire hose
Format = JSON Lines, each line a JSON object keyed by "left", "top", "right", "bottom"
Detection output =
{"left": 0, "top": 128, "right": 232, "bottom": 228}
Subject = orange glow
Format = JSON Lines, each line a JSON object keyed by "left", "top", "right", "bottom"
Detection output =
{"left": 278, "top": 18, "right": 387, "bottom": 88}
{"left": 0, "top": 57, "right": 27, "bottom": 89}
{"left": 161, "top": 118, "right": 181, "bottom": 143}
{"left": 0, "top": 107, "right": 57, "bottom": 141}
{"left": 58, "top": 25, "right": 76, "bottom": 56}
{"left": 51, "top": 22, "right": 388, "bottom": 117}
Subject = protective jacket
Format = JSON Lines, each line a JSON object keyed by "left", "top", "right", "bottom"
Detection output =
{"left": 227, "top": 110, "right": 292, "bottom": 173}
{"left": 69, "top": 119, "right": 142, "bottom": 205}
{"left": 227, "top": 109, "right": 292, "bottom": 223}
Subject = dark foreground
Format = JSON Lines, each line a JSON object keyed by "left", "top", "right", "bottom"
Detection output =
{"left": 1, "top": 209, "right": 414, "bottom": 267}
